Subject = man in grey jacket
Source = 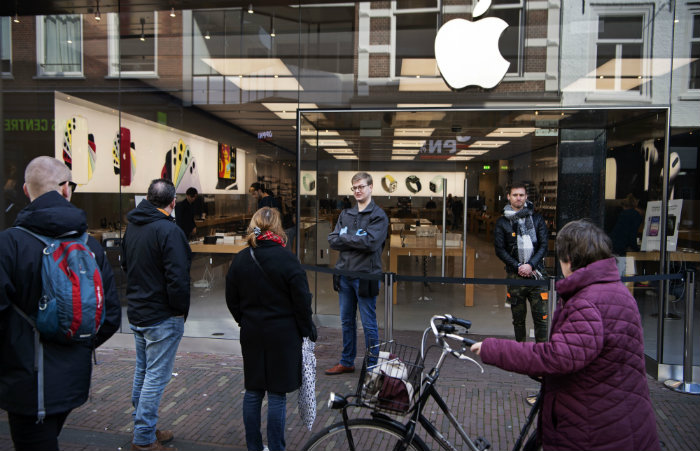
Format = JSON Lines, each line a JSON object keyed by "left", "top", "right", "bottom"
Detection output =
{"left": 325, "top": 172, "right": 389, "bottom": 375}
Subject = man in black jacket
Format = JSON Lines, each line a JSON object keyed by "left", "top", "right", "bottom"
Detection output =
{"left": 0, "top": 156, "right": 121, "bottom": 451}
{"left": 121, "top": 178, "right": 191, "bottom": 451}
{"left": 325, "top": 172, "right": 389, "bottom": 375}
{"left": 494, "top": 182, "right": 549, "bottom": 343}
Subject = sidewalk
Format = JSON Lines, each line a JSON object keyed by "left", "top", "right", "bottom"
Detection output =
{"left": 1, "top": 327, "right": 698, "bottom": 451}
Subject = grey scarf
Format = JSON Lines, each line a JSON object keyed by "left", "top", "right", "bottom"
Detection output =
{"left": 503, "top": 201, "right": 537, "bottom": 264}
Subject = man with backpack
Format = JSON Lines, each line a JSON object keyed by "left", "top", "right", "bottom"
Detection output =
{"left": 121, "top": 178, "right": 191, "bottom": 451}
{"left": 0, "top": 156, "right": 121, "bottom": 451}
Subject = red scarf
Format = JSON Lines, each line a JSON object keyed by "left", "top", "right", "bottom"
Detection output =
{"left": 256, "top": 230, "right": 285, "bottom": 246}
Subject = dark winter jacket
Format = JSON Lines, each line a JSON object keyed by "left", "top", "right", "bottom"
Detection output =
{"left": 328, "top": 200, "right": 389, "bottom": 275}
{"left": 0, "top": 191, "right": 121, "bottom": 415}
{"left": 494, "top": 205, "right": 548, "bottom": 274}
{"left": 121, "top": 199, "right": 191, "bottom": 327}
{"left": 226, "top": 240, "right": 315, "bottom": 393}
{"left": 480, "top": 258, "right": 660, "bottom": 451}
{"left": 174, "top": 198, "right": 196, "bottom": 238}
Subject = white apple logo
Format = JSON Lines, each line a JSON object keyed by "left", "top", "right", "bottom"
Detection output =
{"left": 434, "top": 0, "right": 510, "bottom": 89}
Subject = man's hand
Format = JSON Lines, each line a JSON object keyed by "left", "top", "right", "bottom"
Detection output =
{"left": 518, "top": 263, "right": 533, "bottom": 277}
{"left": 339, "top": 226, "right": 348, "bottom": 236}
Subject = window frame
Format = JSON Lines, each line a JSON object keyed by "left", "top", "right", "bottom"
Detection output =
{"left": 588, "top": 4, "right": 653, "bottom": 101}
{"left": 35, "top": 14, "right": 84, "bottom": 78}
{"left": 1, "top": 16, "right": 12, "bottom": 77}
{"left": 107, "top": 11, "right": 159, "bottom": 79}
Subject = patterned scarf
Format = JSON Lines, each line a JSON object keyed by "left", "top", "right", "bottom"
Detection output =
{"left": 503, "top": 201, "right": 537, "bottom": 264}
{"left": 255, "top": 229, "right": 286, "bottom": 246}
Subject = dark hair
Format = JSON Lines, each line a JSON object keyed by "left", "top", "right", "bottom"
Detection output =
{"left": 250, "top": 182, "right": 265, "bottom": 192}
{"left": 147, "top": 178, "right": 176, "bottom": 208}
{"left": 246, "top": 207, "right": 286, "bottom": 247}
{"left": 556, "top": 219, "right": 613, "bottom": 272}
{"left": 186, "top": 187, "right": 198, "bottom": 197}
{"left": 507, "top": 181, "right": 527, "bottom": 194}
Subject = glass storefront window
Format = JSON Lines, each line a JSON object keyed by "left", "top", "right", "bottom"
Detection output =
{"left": 108, "top": 12, "right": 158, "bottom": 77}
{"left": 1, "top": 16, "right": 11, "bottom": 75}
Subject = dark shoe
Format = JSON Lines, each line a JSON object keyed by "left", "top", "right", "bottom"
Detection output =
{"left": 132, "top": 441, "right": 176, "bottom": 450}
{"left": 156, "top": 429, "right": 174, "bottom": 444}
{"left": 325, "top": 363, "right": 355, "bottom": 375}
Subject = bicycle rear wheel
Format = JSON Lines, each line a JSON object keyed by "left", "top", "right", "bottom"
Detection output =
{"left": 302, "top": 418, "right": 429, "bottom": 451}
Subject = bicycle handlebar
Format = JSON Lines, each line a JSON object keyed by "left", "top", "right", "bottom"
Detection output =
{"left": 426, "top": 314, "right": 483, "bottom": 372}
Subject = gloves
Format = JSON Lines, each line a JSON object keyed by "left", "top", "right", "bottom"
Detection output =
{"left": 308, "top": 322, "right": 318, "bottom": 342}
{"left": 339, "top": 226, "right": 348, "bottom": 235}
{"left": 356, "top": 229, "right": 367, "bottom": 236}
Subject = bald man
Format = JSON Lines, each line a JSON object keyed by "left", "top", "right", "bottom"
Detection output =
{"left": 0, "top": 156, "right": 121, "bottom": 451}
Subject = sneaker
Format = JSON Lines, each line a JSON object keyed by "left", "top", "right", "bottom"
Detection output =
{"left": 325, "top": 363, "right": 355, "bottom": 375}
{"left": 156, "top": 430, "right": 174, "bottom": 444}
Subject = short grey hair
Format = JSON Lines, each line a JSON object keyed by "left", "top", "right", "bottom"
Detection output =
{"left": 24, "top": 156, "right": 71, "bottom": 200}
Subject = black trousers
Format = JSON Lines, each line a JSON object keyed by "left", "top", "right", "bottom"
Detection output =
{"left": 7, "top": 410, "right": 70, "bottom": 451}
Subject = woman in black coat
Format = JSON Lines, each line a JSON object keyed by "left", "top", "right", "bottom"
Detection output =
{"left": 225, "top": 207, "right": 316, "bottom": 451}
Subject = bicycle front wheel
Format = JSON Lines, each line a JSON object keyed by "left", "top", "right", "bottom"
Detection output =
{"left": 302, "top": 418, "right": 429, "bottom": 451}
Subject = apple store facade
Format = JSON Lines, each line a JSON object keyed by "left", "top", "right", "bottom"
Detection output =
{"left": 1, "top": 0, "right": 698, "bottom": 379}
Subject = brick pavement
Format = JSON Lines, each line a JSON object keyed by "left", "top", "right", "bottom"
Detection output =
{"left": 1, "top": 327, "right": 699, "bottom": 450}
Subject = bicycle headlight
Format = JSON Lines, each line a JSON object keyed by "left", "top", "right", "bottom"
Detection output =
{"left": 328, "top": 392, "right": 348, "bottom": 410}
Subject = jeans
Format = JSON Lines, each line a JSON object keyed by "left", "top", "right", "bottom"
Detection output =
{"left": 338, "top": 275, "right": 379, "bottom": 367}
{"left": 130, "top": 316, "right": 184, "bottom": 446}
{"left": 7, "top": 410, "right": 70, "bottom": 451}
{"left": 243, "top": 390, "right": 287, "bottom": 451}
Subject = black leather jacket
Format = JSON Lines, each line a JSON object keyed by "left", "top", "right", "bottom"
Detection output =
{"left": 494, "top": 210, "right": 548, "bottom": 274}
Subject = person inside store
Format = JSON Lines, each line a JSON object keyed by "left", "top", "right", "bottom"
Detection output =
{"left": 325, "top": 172, "right": 389, "bottom": 375}
{"left": 425, "top": 198, "right": 437, "bottom": 209}
{"left": 174, "top": 187, "right": 202, "bottom": 241}
{"left": 471, "top": 219, "right": 660, "bottom": 451}
{"left": 0, "top": 156, "right": 121, "bottom": 451}
{"left": 122, "top": 178, "right": 191, "bottom": 451}
{"left": 494, "top": 182, "right": 549, "bottom": 343}
{"left": 249, "top": 182, "right": 282, "bottom": 211}
{"left": 225, "top": 207, "right": 316, "bottom": 451}
{"left": 609, "top": 193, "right": 644, "bottom": 275}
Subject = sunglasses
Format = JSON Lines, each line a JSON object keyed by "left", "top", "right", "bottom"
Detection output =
{"left": 59, "top": 180, "right": 78, "bottom": 193}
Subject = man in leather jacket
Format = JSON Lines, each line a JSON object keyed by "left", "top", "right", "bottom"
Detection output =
{"left": 494, "top": 182, "right": 549, "bottom": 342}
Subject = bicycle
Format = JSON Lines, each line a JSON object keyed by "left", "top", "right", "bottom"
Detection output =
{"left": 302, "top": 314, "right": 540, "bottom": 451}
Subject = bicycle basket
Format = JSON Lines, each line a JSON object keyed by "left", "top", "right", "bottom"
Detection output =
{"left": 356, "top": 341, "right": 424, "bottom": 414}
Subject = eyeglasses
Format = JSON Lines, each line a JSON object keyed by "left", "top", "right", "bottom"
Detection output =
{"left": 59, "top": 180, "right": 77, "bottom": 193}
{"left": 350, "top": 184, "right": 369, "bottom": 192}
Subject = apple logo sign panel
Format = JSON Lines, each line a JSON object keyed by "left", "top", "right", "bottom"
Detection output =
{"left": 434, "top": 0, "right": 510, "bottom": 90}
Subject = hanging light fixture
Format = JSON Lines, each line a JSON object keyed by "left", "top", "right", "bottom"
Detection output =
{"left": 13, "top": 13, "right": 20, "bottom": 23}
{"left": 204, "top": 30, "right": 211, "bottom": 40}
{"left": 94, "top": 0, "right": 101, "bottom": 21}
{"left": 270, "top": 11, "right": 275, "bottom": 37}
{"left": 170, "top": 7, "right": 176, "bottom": 18}
{"left": 248, "top": 3, "right": 254, "bottom": 14}
{"left": 140, "top": 17, "right": 146, "bottom": 41}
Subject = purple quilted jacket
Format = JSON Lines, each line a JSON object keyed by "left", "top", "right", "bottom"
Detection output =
{"left": 481, "top": 257, "right": 660, "bottom": 451}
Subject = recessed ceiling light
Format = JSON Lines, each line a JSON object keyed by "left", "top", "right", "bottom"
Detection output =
{"left": 456, "top": 150, "right": 489, "bottom": 156}
{"left": 394, "top": 128, "right": 434, "bottom": 136}
{"left": 306, "top": 139, "right": 349, "bottom": 147}
{"left": 324, "top": 148, "right": 354, "bottom": 154}
{"left": 449, "top": 156, "right": 473, "bottom": 161}
{"left": 468, "top": 140, "right": 509, "bottom": 148}
{"left": 334, "top": 155, "right": 357, "bottom": 160}
{"left": 486, "top": 128, "right": 536, "bottom": 138}
{"left": 391, "top": 156, "right": 415, "bottom": 161}
{"left": 392, "top": 140, "right": 426, "bottom": 148}
{"left": 392, "top": 149, "right": 420, "bottom": 155}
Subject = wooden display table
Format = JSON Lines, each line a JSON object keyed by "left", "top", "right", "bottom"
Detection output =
{"left": 190, "top": 242, "right": 248, "bottom": 254}
{"left": 389, "top": 235, "right": 475, "bottom": 307}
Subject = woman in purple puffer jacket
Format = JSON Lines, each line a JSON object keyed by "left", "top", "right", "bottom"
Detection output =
{"left": 471, "top": 220, "right": 659, "bottom": 451}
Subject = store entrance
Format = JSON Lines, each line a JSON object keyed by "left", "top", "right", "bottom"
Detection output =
{"left": 298, "top": 107, "right": 672, "bottom": 344}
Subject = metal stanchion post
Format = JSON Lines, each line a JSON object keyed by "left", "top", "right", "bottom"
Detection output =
{"left": 665, "top": 270, "right": 699, "bottom": 394}
{"left": 384, "top": 272, "right": 394, "bottom": 343}
{"left": 547, "top": 276, "right": 556, "bottom": 340}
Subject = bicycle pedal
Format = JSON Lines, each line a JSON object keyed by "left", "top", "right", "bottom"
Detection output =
{"left": 474, "top": 437, "right": 491, "bottom": 450}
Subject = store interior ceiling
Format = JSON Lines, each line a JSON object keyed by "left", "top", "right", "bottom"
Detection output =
{"left": 2, "top": 1, "right": 674, "bottom": 164}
